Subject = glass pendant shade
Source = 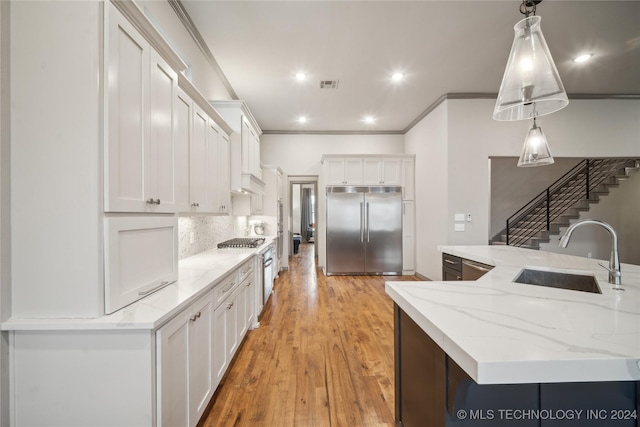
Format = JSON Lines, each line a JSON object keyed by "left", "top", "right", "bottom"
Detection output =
{"left": 518, "top": 118, "right": 554, "bottom": 167}
{"left": 494, "top": 16, "right": 569, "bottom": 121}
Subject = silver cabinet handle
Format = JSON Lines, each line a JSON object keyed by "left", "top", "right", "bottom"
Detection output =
{"left": 191, "top": 202, "right": 200, "bottom": 207}
{"left": 444, "top": 259, "right": 457, "bottom": 265}
{"left": 246, "top": 280, "right": 252, "bottom": 287}
{"left": 366, "top": 202, "right": 370, "bottom": 242}
{"left": 138, "top": 281, "right": 169, "bottom": 295}
{"left": 226, "top": 302, "right": 234, "bottom": 310}
{"left": 462, "top": 260, "right": 492, "bottom": 272}
{"left": 222, "top": 283, "right": 235, "bottom": 293}
{"left": 360, "top": 202, "right": 364, "bottom": 242}
{"left": 146, "top": 198, "right": 160, "bottom": 205}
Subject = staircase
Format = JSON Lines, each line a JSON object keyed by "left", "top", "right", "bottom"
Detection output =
{"left": 492, "top": 158, "right": 640, "bottom": 250}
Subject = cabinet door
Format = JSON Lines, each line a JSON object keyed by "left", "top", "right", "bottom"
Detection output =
{"left": 212, "top": 301, "right": 227, "bottom": 387}
{"left": 188, "top": 293, "right": 214, "bottom": 427}
{"left": 190, "top": 106, "right": 208, "bottom": 212}
{"left": 106, "top": 5, "right": 149, "bottom": 212}
{"left": 243, "top": 276, "right": 255, "bottom": 331}
{"left": 241, "top": 119, "right": 251, "bottom": 173}
{"left": 157, "top": 310, "right": 190, "bottom": 427}
{"left": 381, "top": 159, "right": 402, "bottom": 185}
{"left": 237, "top": 282, "right": 248, "bottom": 339}
{"left": 225, "top": 292, "right": 239, "bottom": 361}
{"left": 207, "top": 121, "right": 220, "bottom": 213}
{"left": 363, "top": 159, "right": 383, "bottom": 185}
{"left": 402, "top": 201, "right": 415, "bottom": 271}
{"left": 344, "top": 159, "right": 364, "bottom": 184}
{"left": 148, "top": 51, "right": 177, "bottom": 213}
{"left": 104, "top": 216, "right": 178, "bottom": 314}
{"left": 217, "top": 133, "right": 231, "bottom": 213}
{"left": 325, "top": 159, "right": 346, "bottom": 185}
{"left": 402, "top": 158, "right": 415, "bottom": 200}
{"left": 175, "top": 88, "right": 192, "bottom": 212}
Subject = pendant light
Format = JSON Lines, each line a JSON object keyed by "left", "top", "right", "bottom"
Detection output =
{"left": 493, "top": 0, "right": 568, "bottom": 121}
{"left": 517, "top": 117, "right": 554, "bottom": 167}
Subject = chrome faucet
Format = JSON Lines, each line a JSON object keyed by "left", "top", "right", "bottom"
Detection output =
{"left": 559, "top": 220, "right": 622, "bottom": 290}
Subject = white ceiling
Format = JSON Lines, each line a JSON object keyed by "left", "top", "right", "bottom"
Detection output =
{"left": 180, "top": 0, "right": 640, "bottom": 133}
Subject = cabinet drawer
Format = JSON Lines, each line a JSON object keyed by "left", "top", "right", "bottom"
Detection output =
{"left": 105, "top": 216, "right": 178, "bottom": 314}
{"left": 213, "top": 271, "right": 239, "bottom": 308}
{"left": 442, "top": 253, "right": 462, "bottom": 272}
{"left": 238, "top": 259, "right": 254, "bottom": 283}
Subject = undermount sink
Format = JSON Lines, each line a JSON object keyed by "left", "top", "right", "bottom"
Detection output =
{"left": 513, "top": 268, "right": 601, "bottom": 294}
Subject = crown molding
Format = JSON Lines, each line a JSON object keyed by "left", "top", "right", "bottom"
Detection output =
{"left": 168, "top": 0, "right": 238, "bottom": 100}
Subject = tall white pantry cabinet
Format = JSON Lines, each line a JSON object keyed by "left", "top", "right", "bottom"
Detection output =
{"left": 4, "top": 1, "right": 238, "bottom": 426}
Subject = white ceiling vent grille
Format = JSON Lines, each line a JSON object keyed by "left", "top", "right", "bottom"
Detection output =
{"left": 319, "top": 80, "right": 339, "bottom": 89}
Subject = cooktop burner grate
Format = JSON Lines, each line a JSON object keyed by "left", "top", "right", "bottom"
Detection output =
{"left": 217, "top": 237, "right": 265, "bottom": 249}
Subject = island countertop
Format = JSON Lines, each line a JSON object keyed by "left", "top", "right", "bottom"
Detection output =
{"left": 385, "top": 245, "right": 640, "bottom": 385}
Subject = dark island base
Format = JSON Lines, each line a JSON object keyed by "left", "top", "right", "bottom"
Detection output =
{"left": 394, "top": 304, "right": 640, "bottom": 427}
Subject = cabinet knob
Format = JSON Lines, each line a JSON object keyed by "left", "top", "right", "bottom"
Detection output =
{"left": 227, "top": 302, "right": 234, "bottom": 310}
{"left": 147, "top": 198, "right": 161, "bottom": 205}
{"left": 190, "top": 314, "right": 197, "bottom": 322}
{"left": 191, "top": 202, "right": 200, "bottom": 208}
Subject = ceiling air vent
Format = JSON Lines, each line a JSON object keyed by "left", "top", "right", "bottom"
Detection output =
{"left": 319, "top": 80, "right": 339, "bottom": 89}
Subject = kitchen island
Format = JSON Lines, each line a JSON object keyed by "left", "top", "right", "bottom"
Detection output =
{"left": 386, "top": 245, "right": 640, "bottom": 426}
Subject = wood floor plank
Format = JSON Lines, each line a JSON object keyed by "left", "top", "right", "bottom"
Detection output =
{"left": 200, "top": 243, "right": 419, "bottom": 427}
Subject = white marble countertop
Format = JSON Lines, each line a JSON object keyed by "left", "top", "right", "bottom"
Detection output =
{"left": 1, "top": 237, "right": 276, "bottom": 331}
{"left": 386, "top": 245, "right": 640, "bottom": 385}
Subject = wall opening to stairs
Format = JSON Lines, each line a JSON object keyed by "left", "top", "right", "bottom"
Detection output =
{"left": 490, "top": 157, "right": 582, "bottom": 238}
{"left": 490, "top": 157, "right": 640, "bottom": 265}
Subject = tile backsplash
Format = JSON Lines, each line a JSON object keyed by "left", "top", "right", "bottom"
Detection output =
{"left": 178, "top": 216, "right": 248, "bottom": 259}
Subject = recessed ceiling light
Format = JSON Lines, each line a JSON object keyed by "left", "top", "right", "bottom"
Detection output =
{"left": 297, "top": 116, "right": 307, "bottom": 123}
{"left": 391, "top": 72, "right": 404, "bottom": 82}
{"left": 363, "top": 116, "right": 375, "bottom": 124}
{"left": 573, "top": 53, "right": 594, "bottom": 63}
{"left": 295, "top": 72, "right": 307, "bottom": 81}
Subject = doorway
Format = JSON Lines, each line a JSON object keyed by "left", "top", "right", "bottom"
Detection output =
{"left": 289, "top": 177, "right": 318, "bottom": 260}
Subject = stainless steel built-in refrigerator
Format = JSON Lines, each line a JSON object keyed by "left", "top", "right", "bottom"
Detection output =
{"left": 326, "top": 186, "right": 402, "bottom": 275}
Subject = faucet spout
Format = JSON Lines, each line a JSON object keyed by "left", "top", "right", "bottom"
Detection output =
{"left": 558, "top": 220, "right": 622, "bottom": 289}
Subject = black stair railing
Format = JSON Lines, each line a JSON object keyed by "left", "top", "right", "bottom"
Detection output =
{"left": 505, "top": 158, "right": 638, "bottom": 248}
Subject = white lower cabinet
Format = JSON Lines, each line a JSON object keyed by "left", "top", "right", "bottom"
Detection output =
{"left": 157, "top": 291, "right": 214, "bottom": 427}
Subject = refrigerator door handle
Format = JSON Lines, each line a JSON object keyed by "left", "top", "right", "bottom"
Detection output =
{"left": 366, "top": 202, "right": 370, "bottom": 242}
{"left": 360, "top": 202, "right": 364, "bottom": 242}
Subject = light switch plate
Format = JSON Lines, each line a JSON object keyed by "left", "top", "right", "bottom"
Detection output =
{"left": 454, "top": 213, "right": 465, "bottom": 222}
{"left": 454, "top": 224, "right": 465, "bottom": 232}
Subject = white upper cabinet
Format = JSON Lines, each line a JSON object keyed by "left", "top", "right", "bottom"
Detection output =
{"left": 363, "top": 159, "right": 402, "bottom": 185}
{"left": 325, "top": 158, "right": 364, "bottom": 185}
{"left": 217, "top": 133, "right": 231, "bottom": 213}
{"left": 175, "top": 88, "right": 192, "bottom": 212}
{"left": 106, "top": 3, "right": 177, "bottom": 213}
{"left": 189, "top": 105, "right": 209, "bottom": 212}
{"left": 322, "top": 155, "right": 415, "bottom": 201}
{"left": 210, "top": 101, "right": 265, "bottom": 195}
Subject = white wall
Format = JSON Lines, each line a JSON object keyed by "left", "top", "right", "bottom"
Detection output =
{"left": 261, "top": 133, "right": 404, "bottom": 175}
{"left": 538, "top": 170, "right": 640, "bottom": 265}
{"left": 10, "top": 2, "right": 103, "bottom": 317}
{"left": 407, "top": 98, "right": 640, "bottom": 280}
{"left": 404, "top": 102, "right": 449, "bottom": 281}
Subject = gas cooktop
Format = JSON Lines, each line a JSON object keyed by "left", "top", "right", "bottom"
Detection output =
{"left": 217, "top": 237, "right": 265, "bottom": 249}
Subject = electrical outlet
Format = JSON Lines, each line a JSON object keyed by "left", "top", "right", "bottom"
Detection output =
{"left": 189, "top": 232, "right": 194, "bottom": 244}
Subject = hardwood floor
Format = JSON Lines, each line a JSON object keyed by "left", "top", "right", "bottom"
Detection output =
{"left": 201, "top": 243, "right": 418, "bottom": 427}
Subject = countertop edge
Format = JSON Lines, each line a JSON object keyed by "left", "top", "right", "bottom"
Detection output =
{"left": 1, "top": 237, "right": 277, "bottom": 331}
